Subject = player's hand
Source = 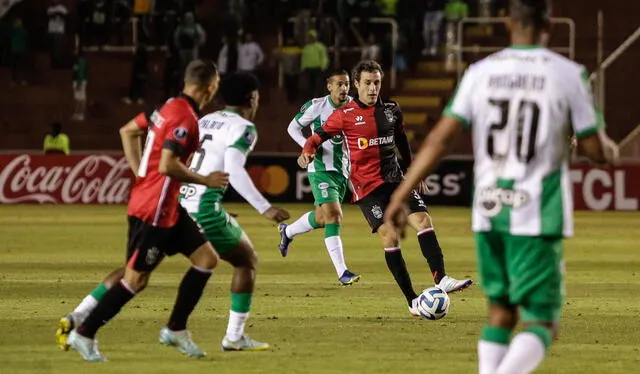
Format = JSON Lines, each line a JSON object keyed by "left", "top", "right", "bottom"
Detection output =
{"left": 384, "top": 198, "right": 410, "bottom": 239}
{"left": 263, "top": 207, "right": 290, "bottom": 223}
{"left": 204, "top": 171, "right": 229, "bottom": 188}
{"left": 417, "top": 180, "right": 430, "bottom": 195}
{"left": 297, "top": 153, "right": 315, "bottom": 168}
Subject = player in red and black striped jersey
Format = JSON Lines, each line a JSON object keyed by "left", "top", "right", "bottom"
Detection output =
{"left": 63, "top": 60, "right": 228, "bottom": 362}
{"left": 300, "top": 60, "right": 473, "bottom": 316}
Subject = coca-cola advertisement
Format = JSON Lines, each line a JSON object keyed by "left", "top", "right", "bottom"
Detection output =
{"left": 0, "top": 154, "right": 134, "bottom": 204}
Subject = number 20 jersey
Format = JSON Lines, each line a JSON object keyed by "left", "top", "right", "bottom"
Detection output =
{"left": 445, "top": 47, "right": 603, "bottom": 237}
{"left": 180, "top": 110, "right": 258, "bottom": 214}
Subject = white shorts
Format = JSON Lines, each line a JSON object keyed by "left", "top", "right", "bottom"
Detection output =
{"left": 73, "top": 81, "right": 87, "bottom": 101}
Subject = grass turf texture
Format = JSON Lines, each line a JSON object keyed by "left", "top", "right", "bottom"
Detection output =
{"left": 0, "top": 204, "right": 639, "bottom": 373}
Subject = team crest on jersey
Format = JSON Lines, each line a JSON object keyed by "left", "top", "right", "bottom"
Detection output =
{"left": 477, "top": 187, "right": 530, "bottom": 217}
{"left": 371, "top": 204, "right": 383, "bottom": 219}
{"left": 146, "top": 247, "right": 160, "bottom": 265}
{"left": 173, "top": 127, "right": 188, "bottom": 139}
{"left": 383, "top": 108, "right": 395, "bottom": 123}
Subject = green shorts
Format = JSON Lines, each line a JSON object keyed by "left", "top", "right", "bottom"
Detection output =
{"left": 308, "top": 171, "right": 348, "bottom": 206}
{"left": 475, "top": 231, "right": 565, "bottom": 323}
{"left": 192, "top": 204, "right": 245, "bottom": 254}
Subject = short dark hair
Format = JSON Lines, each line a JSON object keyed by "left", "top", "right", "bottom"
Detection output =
{"left": 326, "top": 69, "right": 350, "bottom": 83}
{"left": 510, "top": 0, "right": 551, "bottom": 31}
{"left": 219, "top": 72, "right": 260, "bottom": 107}
{"left": 184, "top": 59, "right": 219, "bottom": 86}
{"left": 351, "top": 60, "right": 384, "bottom": 83}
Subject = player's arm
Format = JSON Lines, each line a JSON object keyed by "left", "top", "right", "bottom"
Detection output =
{"left": 119, "top": 113, "right": 148, "bottom": 175}
{"left": 299, "top": 109, "right": 344, "bottom": 167}
{"left": 287, "top": 101, "right": 316, "bottom": 148}
{"left": 225, "top": 127, "right": 290, "bottom": 222}
{"left": 569, "top": 68, "right": 618, "bottom": 165}
{"left": 393, "top": 106, "right": 413, "bottom": 171}
{"left": 158, "top": 123, "right": 228, "bottom": 188}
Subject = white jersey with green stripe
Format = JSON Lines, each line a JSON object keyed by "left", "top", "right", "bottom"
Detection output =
{"left": 293, "top": 95, "right": 351, "bottom": 178}
{"left": 444, "top": 46, "right": 604, "bottom": 237}
{"left": 180, "top": 110, "right": 259, "bottom": 213}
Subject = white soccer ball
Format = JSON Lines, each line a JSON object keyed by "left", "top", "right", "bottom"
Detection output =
{"left": 417, "top": 287, "right": 450, "bottom": 320}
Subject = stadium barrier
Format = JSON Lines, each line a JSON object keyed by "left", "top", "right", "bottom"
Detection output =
{"left": 0, "top": 154, "right": 638, "bottom": 211}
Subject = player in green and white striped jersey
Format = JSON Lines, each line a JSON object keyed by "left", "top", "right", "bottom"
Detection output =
{"left": 180, "top": 72, "right": 290, "bottom": 351}
{"left": 385, "top": 1, "right": 619, "bottom": 373}
{"left": 278, "top": 70, "right": 361, "bottom": 285}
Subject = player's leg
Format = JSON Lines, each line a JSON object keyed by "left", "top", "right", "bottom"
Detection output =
{"left": 219, "top": 235, "right": 269, "bottom": 351}
{"left": 495, "top": 235, "right": 564, "bottom": 374}
{"left": 160, "top": 208, "right": 217, "bottom": 358}
{"left": 475, "top": 231, "right": 515, "bottom": 374}
{"left": 321, "top": 200, "right": 359, "bottom": 284}
{"left": 406, "top": 190, "right": 473, "bottom": 292}
{"left": 358, "top": 186, "right": 418, "bottom": 312}
{"left": 277, "top": 171, "right": 330, "bottom": 256}
{"left": 56, "top": 267, "right": 124, "bottom": 350}
{"left": 278, "top": 205, "right": 324, "bottom": 256}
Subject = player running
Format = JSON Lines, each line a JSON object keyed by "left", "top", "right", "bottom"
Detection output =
{"left": 279, "top": 69, "right": 360, "bottom": 285}
{"left": 298, "top": 60, "right": 473, "bottom": 316}
{"left": 385, "top": 0, "right": 619, "bottom": 372}
{"left": 180, "top": 72, "right": 290, "bottom": 351}
{"left": 63, "top": 60, "right": 227, "bottom": 362}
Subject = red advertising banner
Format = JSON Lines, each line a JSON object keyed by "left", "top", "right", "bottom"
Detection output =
{"left": 0, "top": 154, "right": 639, "bottom": 211}
{"left": 570, "top": 164, "right": 640, "bottom": 211}
{"left": 0, "top": 154, "right": 134, "bottom": 204}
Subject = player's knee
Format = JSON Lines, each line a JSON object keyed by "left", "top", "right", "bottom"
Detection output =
{"left": 324, "top": 208, "right": 342, "bottom": 224}
{"left": 489, "top": 303, "right": 518, "bottom": 330}
{"left": 409, "top": 212, "right": 432, "bottom": 231}
{"left": 378, "top": 223, "right": 399, "bottom": 247}
{"left": 192, "top": 244, "right": 219, "bottom": 270}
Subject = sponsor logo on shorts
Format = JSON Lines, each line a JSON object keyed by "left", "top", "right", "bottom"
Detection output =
{"left": 358, "top": 135, "right": 394, "bottom": 150}
{"left": 478, "top": 187, "right": 530, "bottom": 217}
{"left": 146, "top": 246, "right": 160, "bottom": 265}
{"left": 179, "top": 184, "right": 197, "bottom": 199}
{"left": 371, "top": 204, "right": 383, "bottom": 219}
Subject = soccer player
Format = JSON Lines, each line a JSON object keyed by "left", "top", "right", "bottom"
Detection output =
{"left": 180, "top": 72, "right": 290, "bottom": 350}
{"left": 65, "top": 59, "right": 227, "bottom": 362}
{"left": 298, "top": 60, "right": 473, "bottom": 316}
{"left": 384, "top": 1, "right": 619, "bottom": 373}
{"left": 279, "top": 69, "right": 361, "bottom": 285}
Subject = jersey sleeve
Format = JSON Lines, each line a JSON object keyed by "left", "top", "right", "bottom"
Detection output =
{"left": 293, "top": 100, "right": 317, "bottom": 128}
{"left": 316, "top": 108, "right": 344, "bottom": 141}
{"left": 133, "top": 110, "right": 153, "bottom": 131}
{"left": 569, "top": 67, "right": 605, "bottom": 139}
{"left": 228, "top": 123, "right": 258, "bottom": 155}
{"left": 162, "top": 116, "right": 197, "bottom": 156}
{"left": 442, "top": 67, "right": 475, "bottom": 129}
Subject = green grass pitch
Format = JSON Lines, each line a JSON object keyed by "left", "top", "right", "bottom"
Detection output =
{"left": 0, "top": 204, "right": 639, "bottom": 373}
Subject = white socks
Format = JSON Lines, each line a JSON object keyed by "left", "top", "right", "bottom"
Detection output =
{"left": 72, "top": 294, "right": 99, "bottom": 326}
{"left": 478, "top": 340, "right": 508, "bottom": 374}
{"left": 324, "top": 236, "right": 347, "bottom": 276}
{"left": 496, "top": 332, "right": 546, "bottom": 374}
{"left": 226, "top": 310, "right": 249, "bottom": 342}
{"left": 285, "top": 212, "right": 316, "bottom": 238}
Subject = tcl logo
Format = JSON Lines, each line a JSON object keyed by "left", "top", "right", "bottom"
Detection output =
{"left": 571, "top": 167, "right": 639, "bottom": 211}
{"left": 357, "top": 135, "right": 394, "bottom": 149}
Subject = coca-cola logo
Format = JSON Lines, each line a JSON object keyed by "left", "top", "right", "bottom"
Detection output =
{"left": 0, "top": 154, "right": 134, "bottom": 204}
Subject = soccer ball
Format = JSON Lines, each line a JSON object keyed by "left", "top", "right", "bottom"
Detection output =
{"left": 417, "top": 287, "right": 450, "bottom": 320}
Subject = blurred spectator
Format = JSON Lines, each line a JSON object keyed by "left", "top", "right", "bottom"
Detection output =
{"left": 174, "top": 12, "right": 206, "bottom": 74}
{"left": 444, "top": 0, "right": 468, "bottom": 22}
{"left": 422, "top": 0, "right": 445, "bottom": 56}
{"left": 238, "top": 32, "right": 264, "bottom": 74}
{"left": 47, "top": 0, "right": 67, "bottom": 68}
{"left": 43, "top": 122, "right": 70, "bottom": 155}
{"left": 123, "top": 43, "right": 149, "bottom": 105}
{"left": 113, "top": 0, "right": 133, "bottom": 45}
{"left": 273, "top": 37, "right": 302, "bottom": 103}
{"left": 217, "top": 34, "right": 240, "bottom": 76}
{"left": 77, "top": 0, "right": 92, "bottom": 46}
{"left": 377, "top": 0, "right": 398, "bottom": 16}
{"left": 444, "top": 0, "right": 468, "bottom": 70}
{"left": 361, "top": 33, "right": 381, "bottom": 61}
{"left": 91, "top": 0, "right": 109, "bottom": 47}
{"left": 163, "top": 43, "right": 181, "bottom": 98}
{"left": 9, "top": 17, "right": 27, "bottom": 86}
{"left": 72, "top": 50, "right": 88, "bottom": 121}
{"left": 301, "top": 29, "right": 328, "bottom": 99}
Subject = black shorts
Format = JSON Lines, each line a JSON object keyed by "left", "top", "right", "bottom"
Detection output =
{"left": 357, "top": 183, "right": 429, "bottom": 233}
{"left": 126, "top": 206, "right": 207, "bottom": 271}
